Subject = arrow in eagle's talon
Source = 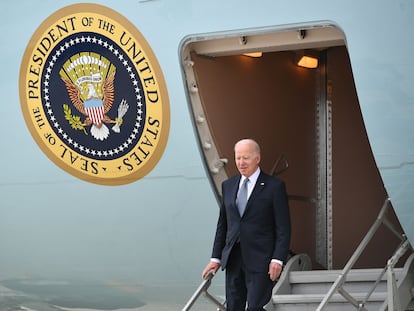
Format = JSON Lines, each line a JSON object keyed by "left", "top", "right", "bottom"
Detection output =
{"left": 112, "top": 99, "right": 129, "bottom": 133}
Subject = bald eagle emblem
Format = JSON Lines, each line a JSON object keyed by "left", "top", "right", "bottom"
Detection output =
{"left": 60, "top": 52, "right": 128, "bottom": 141}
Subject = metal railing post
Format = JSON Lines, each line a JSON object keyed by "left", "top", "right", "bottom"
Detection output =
{"left": 386, "top": 237, "right": 410, "bottom": 311}
{"left": 182, "top": 270, "right": 226, "bottom": 311}
{"left": 316, "top": 199, "right": 391, "bottom": 311}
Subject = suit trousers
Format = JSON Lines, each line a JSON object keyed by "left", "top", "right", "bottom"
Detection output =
{"left": 225, "top": 243, "right": 274, "bottom": 311}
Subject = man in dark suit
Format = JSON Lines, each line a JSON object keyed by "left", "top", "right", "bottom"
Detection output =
{"left": 202, "top": 138, "right": 291, "bottom": 311}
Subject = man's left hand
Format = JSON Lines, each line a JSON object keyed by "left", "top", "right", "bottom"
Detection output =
{"left": 268, "top": 262, "right": 282, "bottom": 281}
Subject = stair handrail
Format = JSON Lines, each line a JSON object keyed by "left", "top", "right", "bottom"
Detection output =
{"left": 316, "top": 198, "right": 411, "bottom": 311}
{"left": 271, "top": 154, "right": 289, "bottom": 177}
{"left": 182, "top": 270, "right": 226, "bottom": 311}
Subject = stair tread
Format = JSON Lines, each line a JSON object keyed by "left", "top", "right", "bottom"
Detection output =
{"left": 288, "top": 268, "right": 403, "bottom": 284}
{"left": 273, "top": 292, "right": 387, "bottom": 304}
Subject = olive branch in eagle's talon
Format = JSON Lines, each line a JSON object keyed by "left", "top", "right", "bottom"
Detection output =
{"left": 63, "top": 104, "right": 88, "bottom": 135}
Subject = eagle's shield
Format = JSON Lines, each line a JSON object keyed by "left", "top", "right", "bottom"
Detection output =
{"left": 84, "top": 98, "right": 105, "bottom": 125}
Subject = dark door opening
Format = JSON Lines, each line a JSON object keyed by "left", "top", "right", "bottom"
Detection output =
{"left": 180, "top": 25, "right": 404, "bottom": 269}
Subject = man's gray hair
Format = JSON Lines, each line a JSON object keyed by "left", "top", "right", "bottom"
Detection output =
{"left": 235, "top": 139, "right": 261, "bottom": 155}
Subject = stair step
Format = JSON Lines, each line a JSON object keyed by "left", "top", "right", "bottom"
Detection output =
{"left": 273, "top": 292, "right": 387, "bottom": 304}
{"left": 288, "top": 268, "right": 403, "bottom": 284}
{"left": 284, "top": 269, "right": 393, "bottom": 296}
{"left": 291, "top": 283, "right": 387, "bottom": 295}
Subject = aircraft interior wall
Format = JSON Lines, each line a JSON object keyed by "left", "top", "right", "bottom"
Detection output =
{"left": 190, "top": 46, "right": 405, "bottom": 270}
{"left": 328, "top": 47, "right": 404, "bottom": 269}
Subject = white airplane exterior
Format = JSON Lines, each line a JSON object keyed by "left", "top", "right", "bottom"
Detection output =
{"left": 1, "top": 0, "right": 414, "bottom": 310}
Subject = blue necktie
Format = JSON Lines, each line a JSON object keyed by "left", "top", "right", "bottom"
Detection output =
{"left": 237, "top": 178, "right": 249, "bottom": 216}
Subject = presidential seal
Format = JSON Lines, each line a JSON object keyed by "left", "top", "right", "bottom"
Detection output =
{"left": 19, "top": 4, "right": 170, "bottom": 185}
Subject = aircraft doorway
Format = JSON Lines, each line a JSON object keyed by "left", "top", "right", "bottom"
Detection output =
{"left": 180, "top": 25, "right": 404, "bottom": 270}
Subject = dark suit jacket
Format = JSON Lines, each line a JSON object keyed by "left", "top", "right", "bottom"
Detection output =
{"left": 211, "top": 171, "right": 291, "bottom": 273}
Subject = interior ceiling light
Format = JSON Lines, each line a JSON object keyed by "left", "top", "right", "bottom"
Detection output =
{"left": 296, "top": 51, "right": 319, "bottom": 69}
{"left": 243, "top": 52, "right": 263, "bottom": 58}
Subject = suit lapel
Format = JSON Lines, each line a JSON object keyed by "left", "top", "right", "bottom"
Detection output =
{"left": 244, "top": 172, "right": 266, "bottom": 214}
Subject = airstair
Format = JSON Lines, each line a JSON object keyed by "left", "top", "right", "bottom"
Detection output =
{"left": 183, "top": 199, "right": 414, "bottom": 311}
{"left": 268, "top": 252, "right": 414, "bottom": 311}
{"left": 268, "top": 198, "right": 414, "bottom": 311}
